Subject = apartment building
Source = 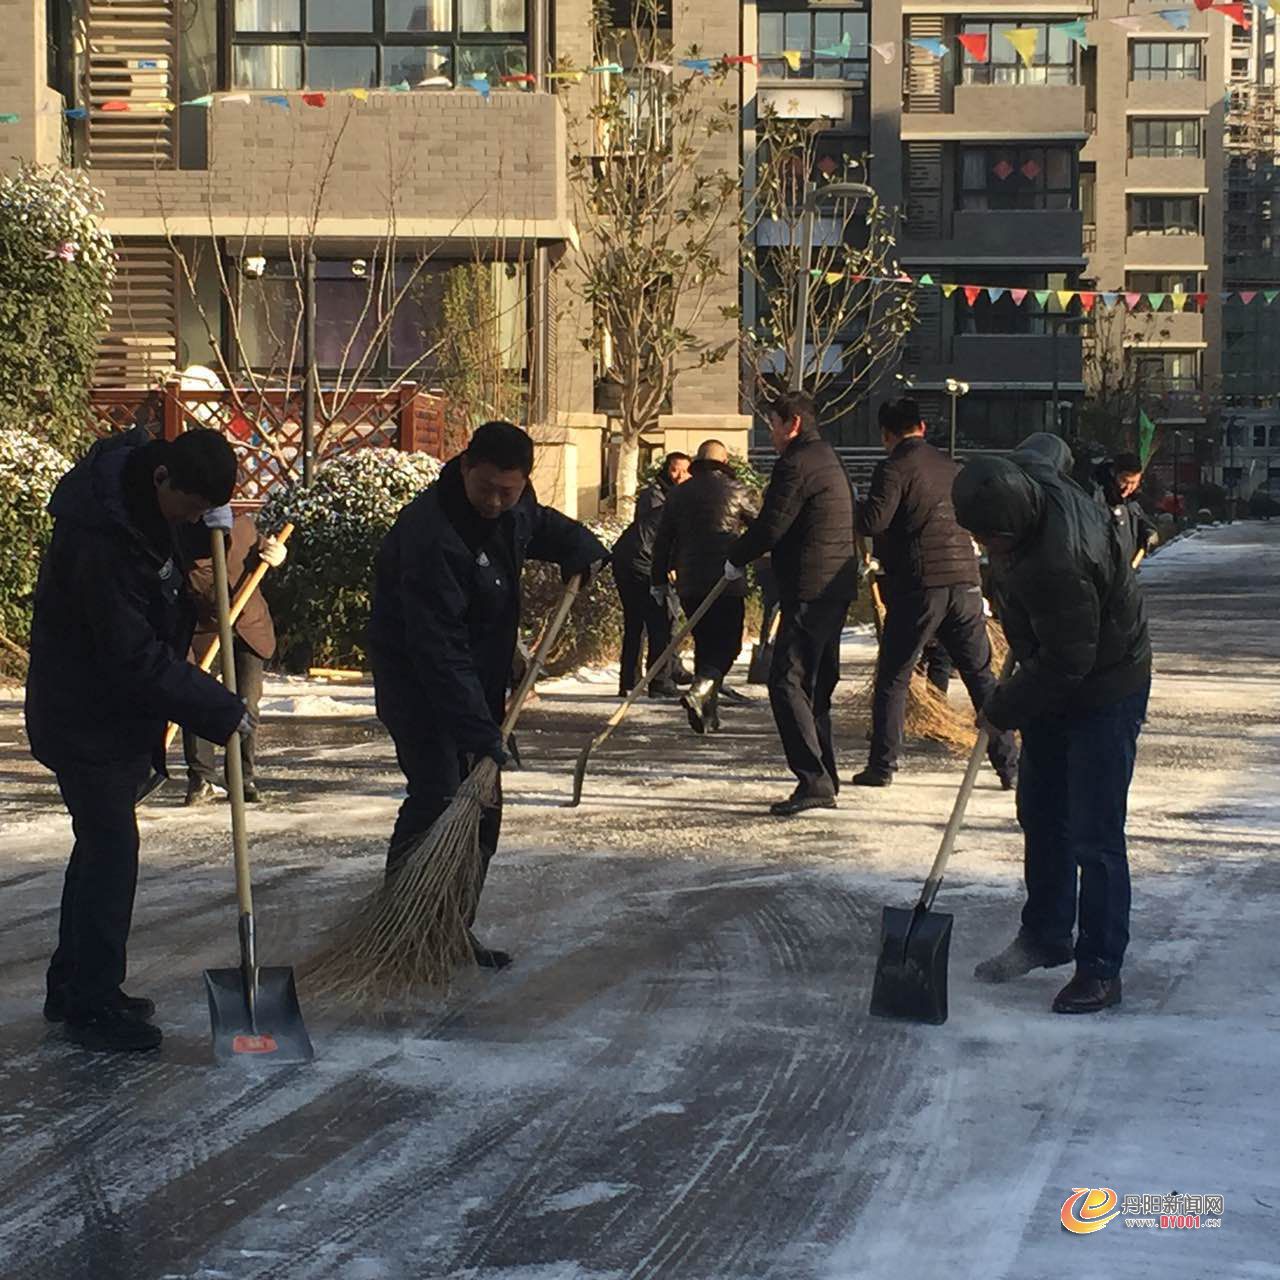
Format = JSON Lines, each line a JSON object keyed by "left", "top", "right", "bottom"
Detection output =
{"left": 1, "top": 0, "right": 748, "bottom": 515}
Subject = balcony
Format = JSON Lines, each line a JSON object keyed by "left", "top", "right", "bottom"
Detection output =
{"left": 1124, "top": 310, "right": 1205, "bottom": 347}
{"left": 1124, "top": 234, "right": 1208, "bottom": 269}
{"left": 902, "top": 85, "right": 1087, "bottom": 141}
{"left": 901, "top": 209, "right": 1084, "bottom": 262}
{"left": 909, "top": 333, "right": 1083, "bottom": 387}
{"left": 1127, "top": 81, "right": 1210, "bottom": 115}
{"left": 1126, "top": 156, "right": 1209, "bottom": 189}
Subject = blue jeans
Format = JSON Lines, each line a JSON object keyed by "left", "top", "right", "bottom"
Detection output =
{"left": 1016, "top": 682, "right": 1150, "bottom": 979}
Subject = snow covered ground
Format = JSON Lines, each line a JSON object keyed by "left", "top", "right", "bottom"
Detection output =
{"left": 0, "top": 523, "right": 1277, "bottom": 1278}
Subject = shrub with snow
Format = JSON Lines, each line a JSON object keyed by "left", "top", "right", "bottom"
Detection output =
{"left": 0, "top": 429, "right": 70, "bottom": 650}
{"left": 258, "top": 448, "right": 442, "bottom": 668}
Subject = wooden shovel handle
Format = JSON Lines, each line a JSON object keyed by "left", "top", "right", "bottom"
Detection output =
{"left": 163, "top": 522, "right": 295, "bottom": 751}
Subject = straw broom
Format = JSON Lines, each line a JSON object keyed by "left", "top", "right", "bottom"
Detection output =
{"left": 303, "top": 574, "right": 585, "bottom": 1003}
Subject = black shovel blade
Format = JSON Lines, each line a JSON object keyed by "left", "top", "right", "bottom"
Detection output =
{"left": 204, "top": 965, "right": 314, "bottom": 1064}
{"left": 869, "top": 904, "right": 953, "bottom": 1025}
{"left": 747, "top": 643, "right": 775, "bottom": 685}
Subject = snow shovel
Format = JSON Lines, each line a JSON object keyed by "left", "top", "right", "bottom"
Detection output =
{"left": 568, "top": 574, "right": 731, "bottom": 808}
{"left": 747, "top": 608, "right": 782, "bottom": 685}
{"left": 869, "top": 653, "right": 1016, "bottom": 1025}
{"left": 204, "top": 527, "right": 313, "bottom": 1065}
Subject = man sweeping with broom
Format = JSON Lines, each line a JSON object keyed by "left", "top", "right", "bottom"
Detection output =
{"left": 368, "top": 421, "right": 608, "bottom": 970}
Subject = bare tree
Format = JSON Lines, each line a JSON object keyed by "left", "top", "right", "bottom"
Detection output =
{"left": 742, "top": 111, "right": 915, "bottom": 422}
{"left": 562, "top": 0, "right": 741, "bottom": 517}
{"left": 1079, "top": 304, "right": 1171, "bottom": 456}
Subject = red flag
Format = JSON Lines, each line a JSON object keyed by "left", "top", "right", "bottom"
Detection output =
{"left": 957, "top": 32, "right": 990, "bottom": 62}
{"left": 102, "top": 100, "right": 129, "bottom": 112}
{"left": 963, "top": 285, "right": 982, "bottom": 306}
{"left": 1194, "top": 292, "right": 1208, "bottom": 308}
{"left": 302, "top": 92, "right": 327, "bottom": 107}
{"left": 1079, "top": 292, "right": 1096, "bottom": 312}
{"left": 1212, "top": 2, "right": 1251, "bottom": 26}
{"left": 1194, "top": 0, "right": 1214, "bottom": 9}
{"left": 501, "top": 73, "right": 537, "bottom": 83}
{"left": 724, "top": 55, "right": 756, "bottom": 66}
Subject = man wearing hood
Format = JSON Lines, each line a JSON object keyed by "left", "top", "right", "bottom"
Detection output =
{"left": 611, "top": 451, "right": 691, "bottom": 697}
{"left": 952, "top": 432, "right": 1152, "bottom": 1014}
{"left": 651, "top": 440, "right": 758, "bottom": 734}
{"left": 26, "top": 426, "right": 250, "bottom": 1052}
{"left": 369, "top": 421, "right": 608, "bottom": 969}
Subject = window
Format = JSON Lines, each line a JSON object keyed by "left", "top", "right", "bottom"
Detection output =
{"left": 229, "top": 0, "right": 528, "bottom": 90}
{"left": 46, "top": 0, "right": 72, "bottom": 95}
{"left": 952, "top": 271, "right": 1077, "bottom": 336}
{"left": 956, "top": 394, "right": 1056, "bottom": 449}
{"left": 1128, "top": 195, "right": 1202, "bottom": 235}
{"left": 1131, "top": 41, "right": 1204, "bottom": 81}
{"left": 757, "top": 2, "right": 869, "bottom": 82}
{"left": 1254, "top": 423, "right": 1268, "bottom": 447}
{"left": 958, "top": 145, "right": 1077, "bottom": 210}
{"left": 1132, "top": 350, "right": 1200, "bottom": 391}
{"left": 959, "top": 21, "right": 1077, "bottom": 86}
{"left": 1129, "top": 118, "right": 1202, "bottom": 158}
{"left": 1125, "top": 271, "right": 1204, "bottom": 304}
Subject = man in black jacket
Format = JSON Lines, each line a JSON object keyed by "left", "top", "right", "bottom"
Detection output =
{"left": 953, "top": 433, "right": 1152, "bottom": 1014}
{"left": 727, "top": 392, "right": 858, "bottom": 816}
{"left": 369, "top": 422, "right": 607, "bottom": 968}
{"left": 612, "top": 451, "right": 690, "bottom": 697}
{"left": 854, "top": 398, "right": 1018, "bottom": 788}
{"left": 1098, "top": 452, "right": 1158, "bottom": 565}
{"left": 26, "top": 427, "right": 249, "bottom": 1053}
{"left": 652, "top": 440, "right": 757, "bottom": 734}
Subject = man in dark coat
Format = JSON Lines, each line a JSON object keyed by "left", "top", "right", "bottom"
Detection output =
{"left": 1098, "top": 452, "right": 1158, "bottom": 566}
{"left": 612, "top": 451, "right": 690, "bottom": 697}
{"left": 180, "top": 513, "right": 288, "bottom": 804}
{"left": 26, "top": 427, "right": 248, "bottom": 1053}
{"left": 953, "top": 432, "right": 1152, "bottom": 1014}
{"left": 853, "top": 398, "right": 1018, "bottom": 788}
{"left": 651, "top": 440, "right": 757, "bottom": 734}
{"left": 727, "top": 391, "right": 858, "bottom": 816}
{"left": 369, "top": 421, "right": 608, "bottom": 968}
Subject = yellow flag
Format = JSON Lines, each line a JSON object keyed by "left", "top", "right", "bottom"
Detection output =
{"left": 1055, "top": 289, "right": 1075, "bottom": 311}
{"left": 1171, "top": 292, "right": 1188, "bottom": 312}
{"left": 145, "top": 101, "right": 175, "bottom": 112}
{"left": 825, "top": 271, "right": 844, "bottom": 285}
{"left": 1005, "top": 27, "right": 1039, "bottom": 67}
{"left": 546, "top": 70, "right": 585, "bottom": 82}
{"left": 783, "top": 50, "right": 802, "bottom": 71}
{"left": 941, "top": 284, "right": 957, "bottom": 298}
{"left": 347, "top": 87, "right": 370, "bottom": 101}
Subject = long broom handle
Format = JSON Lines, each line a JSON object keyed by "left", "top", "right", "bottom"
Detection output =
{"left": 917, "top": 650, "right": 1018, "bottom": 913}
{"left": 1132, "top": 548, "right": 1146, "bottom": 569}
{"left": 163, "top": 521, "right": 295, "bottom": 751}
{"left": 500, "top": 573, "right": 584, "bottom": 741}
{"left": 568, "top": 574, "right": 732, "bottom": 808}
{"left": 212, "top": 530, "right": 254, "bottom": 922}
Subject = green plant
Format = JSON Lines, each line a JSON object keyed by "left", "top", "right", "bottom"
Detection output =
{"left": 258, "top": 448, "right": 443, "bottom": 668}
{"left": 0, "top": 429, "right": 70, "bottom": 652}
{"left": 0, "top": 166, "right": 114, "bottom": 454}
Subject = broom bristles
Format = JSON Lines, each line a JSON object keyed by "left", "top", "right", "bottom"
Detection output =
{"left": 302, "top": 757, "right": 500, "bottom": 1004}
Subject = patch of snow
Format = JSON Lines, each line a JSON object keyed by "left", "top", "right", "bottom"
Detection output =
{"left": 541, "top": 1181, "right": 633, "bottom": 1213}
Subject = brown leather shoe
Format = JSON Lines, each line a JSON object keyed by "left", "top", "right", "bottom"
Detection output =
{"left": 1052, "top": 970, "right": 1122, "bottom": 1014}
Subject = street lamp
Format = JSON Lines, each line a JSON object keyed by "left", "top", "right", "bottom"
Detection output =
{"left": 1046, "top": 311, "right": 1086, "bottom": 436}
{"left": 789, "top": 180, "right": 876, "bottom": 394}
{"left": 944, "top": 377, "right": 969, "bottom": 459}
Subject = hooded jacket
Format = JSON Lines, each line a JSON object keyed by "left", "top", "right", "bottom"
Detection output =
{"left": 24, "top": 428, "right": 245, "bottom": 774}
{"left": 727, "top": 425, "right": 858, "bottom": 606}
{"left": 368, "top": 456, "right": 608, "bottom": 757}
{"left": 612, "top": 473, "right": 677, "bottom": 578}
{"left": 952, "top": 432, "right": 1151, "bottom": 729}
{"left": 652, "top": 458, "right": 758, "bottom": 601}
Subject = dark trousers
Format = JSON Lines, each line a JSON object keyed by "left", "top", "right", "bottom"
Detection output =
{"left": 768, "top": 598, "right": 848, "bottom": 796}
{"left": 616, "top": 567, "right": 673, "bottom": 693}
{"left": 918, "top": 640, "right": 952, "bottom": 692}
{"left": 869, "top": 583, "right": 1018, "bottom": 777}
{"left": 385, "top": 727, "right": 502, "bottom": 927}
{"left": 47, "top": 758, "right": 150, "bottom": 1011}
{"left": 184, "top": 642, "right": 265, "bottom": 786}
{"left": 1017, "top": 683, "right": 1149, "bottom": 978}
{"left": 680, "top": 592, "right": 745, "bottom": 681}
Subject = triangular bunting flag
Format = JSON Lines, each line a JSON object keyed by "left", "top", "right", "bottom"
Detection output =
{"left": 501, "top": 73, "right": 537, "bottom": 85}
{"left": 1148, "top": 292, "right": 1167, "bottom": 310}
{"left": 724, "top": 55, "right": 755, "bottom": 66}
{"left": 1157, "top": 8, "right": 1192, "bottom": 28}
{"left": 182, "top": 94, "right": 214, "bottom": 107}
{"left": 1194, "top": 0, "right": 1214, "bottom": 10}
{"left": 680, "top": 58, "right": 713, "bottom": 73}
{"left": 1240, "top": 290, "right": 1258, "bottom": 304}
{"left": 941, "top": 284, "right": 958, "bottom": 298}
{"left": 1004, "top": 27, "right": 1040, "bottom": 66}
{"left": 963, "top": 286, "right": 983, "bottom": 305}
{"left": 908, "top": 38, "right": 948, "bottom": 59}
{"left": 871, "top": 42, "right": 896, "bottom": 63}
{"left": 546, "top": 70, "right": 585, "bottom": 81}
{"left": 1010, "top": 288, "right": 1029, "bottom": 305}
{"left": 347, "top": 87, "right": 371, "bottom": 99}
{"left": 1056, "top": 289, "right": 1075, "bottom": 310}
{"left": 825, "top": 271, "right": 844, "bottom": 285}
{"left": 1265, "top": 290, "right": 1279, "bottom": 303}
{"left": 0, "top": 113, "right": 19, "bottom": 124}
{"left": 1171, "top": 293, "right": 1188, "bottom": 312}
{"left": 1110, "top": 15, "right": 1147, "bottom": 30}
{"left": 1055, "top": 19, "right": 1090, "bottom": 48}
{"left": 918, "top": 273, "right": 934, "bottom": 285}
{"left": 816, "top": 33, "right": 852, "bottom": 59}
{"left": 387, "top": 80, "right": 412, "bottom": 92}
{"left": 957, "top": 32, "right": 990, "bottom": 62}
{"left": 1125, "top": 292, "right": 1143, "bottom": 310}
{"left": 1213, "top": 3, "right": 1251, "bottom": 26}
{"left": 1034, "top": 290, "right": 1051, "bottom": 308}
{"left": 1101, "top": 292, "right": 1119, "bottom": 308}
{"left": 643, "top": 61, "right": 674, "bottom": 74}
{"left": 264, "top": 95, "right": 290, "bottom": 107}
{"left": 1079, "top": 292, "right": 1096, "bottom": 312}
{"left": 1194, "top": 292, "right": 1208, "bottom": 308}
{"left": 302, "top": 92, "right": 326, "bottom": 107}
{"left": 468, "top": 77, "right": 491, "bottom": 98}
{"left": 987, "top": 287, "right": 1007, "bottom": 302}
{"left": 782, "top": 50, "right": 803, "bottom": 71}
{"left": 220, "top": 94, "right": 250, "bottom": 105}
{"left": 590, "top": 62, "right": 624, "bottom": 74}
{"left": 102, "top": 100, "right": 129, "bottom": 112}
{"left": 1138, "top": 410, "right": 1158, "bottom": 468}
{"left": 65, "top": 106, "right": 88, "bottom": 119}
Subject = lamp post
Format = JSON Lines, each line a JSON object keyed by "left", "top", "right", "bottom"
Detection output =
{"left": 789, "top": 180, "right": 876, "bottom": 394}
{"left": 944, "top": 377, "right": 969, "bottom": 459}
{"left": 1046, "top": 311, "right": 1085, "bottom": 436}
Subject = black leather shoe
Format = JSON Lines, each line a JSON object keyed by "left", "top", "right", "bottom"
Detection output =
{"left": 468, "top": 930, "right": 512, "bottom": 971}
{"left": 682, "top": 678, "right": 717, "bottom": 735}
{"left": 45, "top": 987, "right": 156, "bottom": 1024}
{"left": 242, "top": 782, "right": 261, "bottom": 803}
{"left": 66, "top": 1005, "right": 162, "bottom": 1052}
{"left": 647, "top": 679, "right": 679, "bottom": 698}
{"left": 850, "top": 769, "right": 892, "bottom": 788}
{"left": 1053, "top": 971, "right": 1122, "bottom": 1014}
{"left": 184, "top": 780, "right": 222, "bottom": 806}
{"left": 770, "top": 788, "right": 837, "bottom": 817}
{"left": 974, "top": 935, "right": 1074, "bottom": 983}
{"left": 998, "top": 769, "right": 1018, "bottom": 792}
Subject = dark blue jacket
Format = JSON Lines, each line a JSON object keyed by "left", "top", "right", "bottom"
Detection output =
{"left": 368, "top": 458, "right": 608, "bottom": 757}
{"left": 25, "top": 429, "right": 245, "bottom": 774}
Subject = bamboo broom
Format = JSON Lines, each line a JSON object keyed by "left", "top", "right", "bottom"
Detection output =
{"left": 302, "top": 574, "right": 586, "bottom": 1003}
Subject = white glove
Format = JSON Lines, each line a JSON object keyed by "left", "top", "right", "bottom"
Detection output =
{"left": 203, "top": 503, "right": 234, "bottom": 531}
{"left": 257, "top": 536, "right": 288, "bottom": 569}
{"left": 723, "top": 560, "right": 744, "bottom": 582}
{"left": 236, "top": 710, "right": 258, "bottom": 737}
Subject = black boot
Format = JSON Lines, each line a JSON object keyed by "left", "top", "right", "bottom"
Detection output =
{"left": 681, "top": 677, "right": 717, "bottom": 735}
{"left": 1053, "top": 970, "right": 1122, "bottom": 1014}
{"left": 66, "top": 1003, "right": 162, "bottom": 1052}
{"left": 769, "top": 786, "right": 837, "bottom": 817}
{"left": 45, "top": 986, "right": 156, "bottom": 1024}
{"left": 850, "top": 768, "right": 892, "bottom": 788}
{"left": 647, "top": 677, "right": 679, "bottom": 698}
{"left": 468, "top": 930, "right": 512, "bottom": 971}
{"left": 974, "top": 934, "right": 1074, "bottom": 983}
{"left": 184, "top": 779, "right": 223, "bottom": 806}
